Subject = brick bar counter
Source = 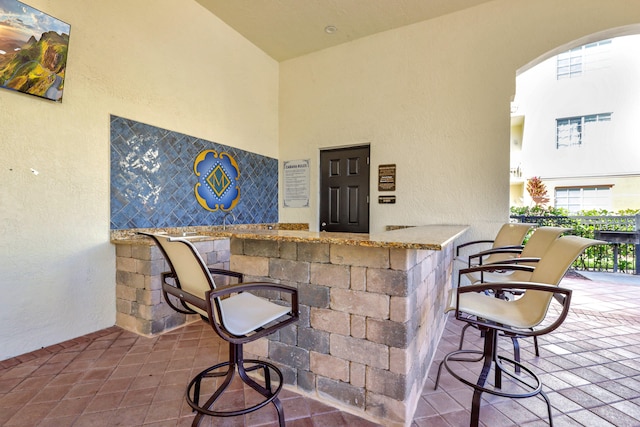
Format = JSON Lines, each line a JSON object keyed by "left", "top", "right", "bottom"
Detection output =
{"left": 229, "top": 225, "right": 466, "bottom": 426}
{"left": 112, "top": 224, "right": 467, "bottom": 426}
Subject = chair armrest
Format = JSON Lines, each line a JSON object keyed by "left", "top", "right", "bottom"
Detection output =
{"left": 455, "top": 281, "right": 572, "bottom": 337}
{"left": 456, "top": 239, "right": 494, "bottom": 256}
{"left": 161, "top": 272, "right": 206, "bottom": 315}
{"left": 468, "top": 245, "right": 525, "bottom": 266}
{"left": 161, "top": 269, "right": 245, "bottom": 313}
{"left": 206, "top": 282, "right": 299, "bottom": 344}
{"left": 458, "top": 263, "right": 535, "bottom": 286}
{"left": 161, "top": 278, "right": 300, "bottom": 344}
{"left": 209, "top": 281, "right": 298, "bottom": 300}
{"left": 483, "top": 257, "right": 541, "bottom": 265}
{"left": 208, "top": 268, "right": 243, "bottom": 283}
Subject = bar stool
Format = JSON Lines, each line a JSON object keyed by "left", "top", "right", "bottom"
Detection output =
{"left": 436, "top": 236, "right": 603, "bottom": 426}
{"left": 140, "top": 232, "right": 299, "bottom": 426}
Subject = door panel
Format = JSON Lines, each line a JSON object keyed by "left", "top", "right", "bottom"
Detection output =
{"left": 320, "top": 146, "right": 370, "bottom": 233}
{"left": 348, "top": 186, "right": 359, "bottom": 224}
{"left": 329, "top": 187, "right": 340, "bottom": 223}
{"left": 330, "top": 159, "right": 340, "bottom": 176}
{"left": 348, "top": 157, "right": 359, "bottom": 175}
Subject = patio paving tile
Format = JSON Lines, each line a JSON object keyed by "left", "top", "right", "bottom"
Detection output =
{"left": 0, "top": 272, "right": 639, "bottom": 426}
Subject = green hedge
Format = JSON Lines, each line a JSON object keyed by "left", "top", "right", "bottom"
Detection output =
{"left": 510, "top": 208, "right": 639, "bottom": 273}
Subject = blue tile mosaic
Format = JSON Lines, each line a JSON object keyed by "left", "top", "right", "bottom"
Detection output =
{"left": 110, "top": 115, "right": 278, "bottom": 229}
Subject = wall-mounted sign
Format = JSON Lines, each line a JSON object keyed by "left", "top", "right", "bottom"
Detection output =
{"left": 194, "top": 150, "right": 240, "bottom": 211}
{"left": 283, "top": 159, "right": 310, "bottom": 208}
{"left": 379, "top": 195, "right": 396, "bottom": 204}
{"left": 378, "top": 164, "right": 396, "bottom": 191}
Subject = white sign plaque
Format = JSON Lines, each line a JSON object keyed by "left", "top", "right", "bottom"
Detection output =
{"left": 283, "top": 159, "right": 310, "bottom": 208}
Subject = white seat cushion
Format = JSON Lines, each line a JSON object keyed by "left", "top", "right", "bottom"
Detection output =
{"left": 219, "top": 292, "right": 291, "bottom": 336}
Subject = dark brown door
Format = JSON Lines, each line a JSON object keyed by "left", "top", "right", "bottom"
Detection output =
{"left": 319, "top": 146, "right": 370, "bottom": 233}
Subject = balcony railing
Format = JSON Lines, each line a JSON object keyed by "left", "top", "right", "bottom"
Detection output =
{"left": 510, "top": 214, "right": 639, "bottom": 275}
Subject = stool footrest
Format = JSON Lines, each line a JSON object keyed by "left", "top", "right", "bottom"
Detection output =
{"left": 440, "top": 349, "right": 542, "bottom": 399}
{"left": 187, "top": 359, "right": 284, "bottom": 426}
{"left": 434, "top": 327, "right": 554, "bottom": 427}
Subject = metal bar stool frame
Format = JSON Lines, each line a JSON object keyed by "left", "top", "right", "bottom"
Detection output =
{"left": 140, "top": 232, "right": 299, "bottom": 427}
{"left": 436, "top": 235, "right": 603, "bottom": 427}
{"left": 435, "top": 282, "right": 572, "bottom": 427}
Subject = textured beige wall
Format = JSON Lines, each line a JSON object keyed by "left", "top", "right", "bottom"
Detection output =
{"left": 0, "top": 0, "right": 278, "bottom": 359}
{"left": 278, "top": 0, "right": 640, "bottom": 234}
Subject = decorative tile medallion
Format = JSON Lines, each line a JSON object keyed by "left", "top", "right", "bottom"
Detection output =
{"left": 194, "top": 150, "right": 240, "bottom": 211}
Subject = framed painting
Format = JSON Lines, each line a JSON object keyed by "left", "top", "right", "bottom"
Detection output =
{"left": 0, "top": 0, "right": 70, "bottom": 102}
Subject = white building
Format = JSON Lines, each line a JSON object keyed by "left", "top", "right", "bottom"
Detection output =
{"left": 511, "top": 34, "right": 640, "bottom": 213}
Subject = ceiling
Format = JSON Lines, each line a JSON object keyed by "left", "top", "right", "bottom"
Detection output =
{"left": 195, "top": 0, "right": 495, "bottom": 61}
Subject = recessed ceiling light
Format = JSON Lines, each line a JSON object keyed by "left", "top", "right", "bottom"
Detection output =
{"left": 324, "top": 25, "right": 337, "bottom": 34}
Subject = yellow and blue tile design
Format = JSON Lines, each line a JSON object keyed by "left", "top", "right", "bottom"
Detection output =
{"left": 194, "top": 150, "right": 240, "bottom": 212}
{"left": 110, "top": 115, "right": 277, "bottom": 229}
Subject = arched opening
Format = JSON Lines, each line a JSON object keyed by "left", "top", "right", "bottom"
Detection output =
{"left": 510, "top": 25, "right": 640, "bottom": 213}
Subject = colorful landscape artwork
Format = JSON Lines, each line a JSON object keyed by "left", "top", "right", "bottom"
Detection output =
{"left": 0, "top": 0, "right": 70, "bottom": 102}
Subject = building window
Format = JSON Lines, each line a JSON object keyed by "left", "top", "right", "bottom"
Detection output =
{"left": 556, "top": 113, "right": 612, "bottom": 148}
{"left": 557, "top": 39, "right": 612, "bottom": 79}
{"left": 557, "top": 47, "right": 583, "bottom": 79}
{"left": 555, "top": 186, "right": 612, "bottom": 213}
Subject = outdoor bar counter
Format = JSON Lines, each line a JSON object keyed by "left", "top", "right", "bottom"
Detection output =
{"left": 112, "top": 224, "right": 468, "bottom": 426}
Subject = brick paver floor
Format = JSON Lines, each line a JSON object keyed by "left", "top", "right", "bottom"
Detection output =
{"left": 1, "top": 272, "right": 640, "bottom": 426}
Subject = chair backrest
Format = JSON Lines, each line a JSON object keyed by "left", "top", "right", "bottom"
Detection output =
{"left": 145, "top": 233, "right": 214, "bottom": 317}
{"left": 493, "top": 226, "right": 569, "bottom": 283}
{"left": 515, "top": 235, "right": 602, "bottom": 325}
{"left": 493, "top": 223, "right": 533, "bottom": 247}
{"left": 519, "top": 226, "right": 569, "bottom": 259}
{"left": 485, "top": 223, "right": 534, "bottom": 263}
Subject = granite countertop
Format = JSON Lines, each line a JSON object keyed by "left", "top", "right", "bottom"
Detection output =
{"left": 110, "top": 223, "right": 308, "bottom": 244}
{"left": 113, "top": 224, "right": 468, "bottom": 251}
{"left": 229, "top": 225, "right": 468, "bottom": 250}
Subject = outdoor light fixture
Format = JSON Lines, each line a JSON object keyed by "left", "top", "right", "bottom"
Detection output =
{"left": 324, "top": 25, "right": 337, "bottom": 34}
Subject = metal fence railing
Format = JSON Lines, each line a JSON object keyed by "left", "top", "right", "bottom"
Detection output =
{"left": 510, "top": 214, "right": 640, "bottom": 275}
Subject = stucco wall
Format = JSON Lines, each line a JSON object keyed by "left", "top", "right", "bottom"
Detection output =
{"left": 0, "top": 0, "right": 278, "bottom": 360}
{"left": 278, "top": 0, "right": 640, "bottom": 234}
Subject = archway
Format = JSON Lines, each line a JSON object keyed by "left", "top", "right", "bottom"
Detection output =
{"left": 510, "top": 25, "right": 640, "bottom": 213}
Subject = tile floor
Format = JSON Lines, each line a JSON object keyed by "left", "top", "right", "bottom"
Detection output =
{"left": 1, "top": 272, "right": 640, "bottom": 426}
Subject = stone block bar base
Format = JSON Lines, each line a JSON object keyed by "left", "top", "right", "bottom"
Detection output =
{"left": 110, "top": 225, "right": 467, "bottom": 426}
{"left": 114, "top": 238, "right": 231, "bottom": 335}
{"left": 230, "top": 237, "right": 456, "bottom": 426}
